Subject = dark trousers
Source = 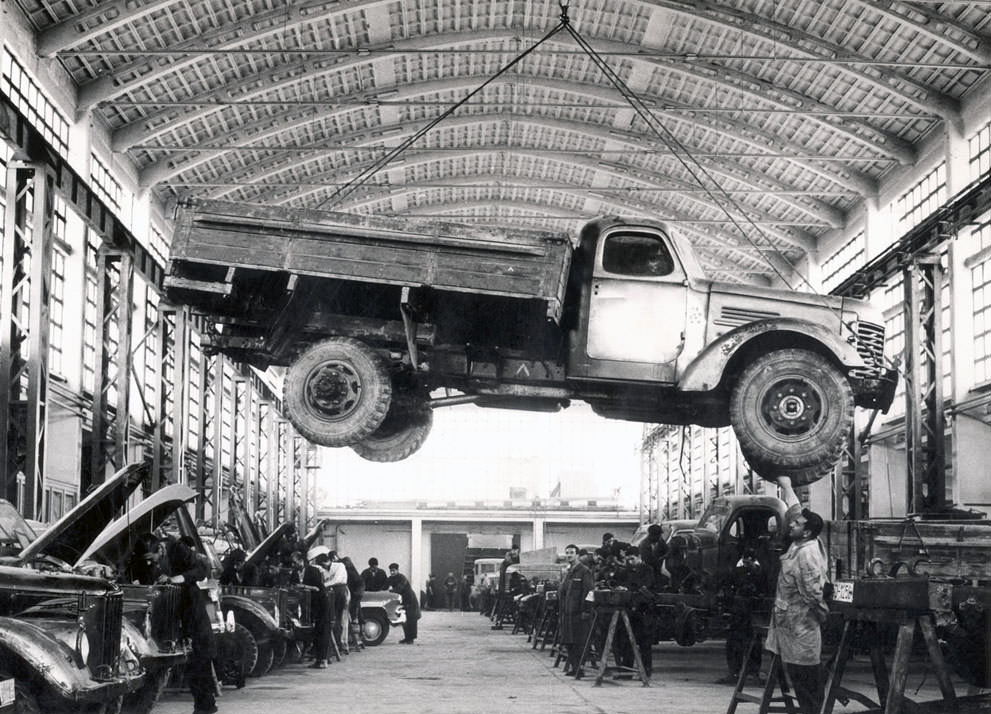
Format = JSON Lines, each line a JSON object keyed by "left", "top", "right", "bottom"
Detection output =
{"left": 349, "top": 591, "right": 363, "bottom": 623}
{"left": 312, "top": 595, "right": 332, "bottom": 661}
{"left": 330, "top": 584, "right": 348, "bottom": 650}
{"left": 785, "top": 662, "right": 823, "bottom": 714}
{"left": 402, "top": 616, "right": 418, "bottom": 641}
{"left": 187, "top": 651, "right": 216, "bottom": 711}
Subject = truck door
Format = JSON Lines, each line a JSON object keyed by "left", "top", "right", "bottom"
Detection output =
{"left": 583, "top": 227, "right": 688, "bottom": 378}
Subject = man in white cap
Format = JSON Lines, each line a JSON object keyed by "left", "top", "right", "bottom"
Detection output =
{"left": 303, "top": 546, "right": 332, "bottom": 668}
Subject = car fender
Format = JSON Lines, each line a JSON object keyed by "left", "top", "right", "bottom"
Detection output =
{"left": 221, "top": 593, "right": 283, "bottom": 641}
{"left": 678, "top": 318, "right": 865, "bottom": 393}
{"left": 0, "top": 616, "right": 94, "bottom": 699}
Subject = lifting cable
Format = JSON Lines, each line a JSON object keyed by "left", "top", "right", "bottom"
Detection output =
{"left": 316, "top": 3, "right": 573, "bottom": 209}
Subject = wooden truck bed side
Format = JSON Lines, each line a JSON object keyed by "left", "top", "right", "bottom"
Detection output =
{"left": 824, "top": 518, "right": 991, "bottom": 582}
{"left": 167, "top": 198, "right": 574, "bottom": 321}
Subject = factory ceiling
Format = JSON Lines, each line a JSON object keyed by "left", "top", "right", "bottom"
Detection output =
{"left": 11, "top": 0, "right": 991, "bottom": 285}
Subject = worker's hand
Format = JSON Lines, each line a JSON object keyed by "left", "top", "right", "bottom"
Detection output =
{"left": 777, "top": 475, "right": 792, "bottom": 489}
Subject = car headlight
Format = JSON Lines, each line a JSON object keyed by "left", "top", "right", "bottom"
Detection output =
{"left": 77, "top": 630, "right": 90, "bottom": 665}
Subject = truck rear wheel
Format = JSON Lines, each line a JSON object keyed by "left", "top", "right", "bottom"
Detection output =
{"left": 283, "top": 337, "right": 392, "bottom": 447}
{"left": 730, "top": 348, "right": 853, "bottom": 486}
{"left": 350, "top": 394, "right": 433, "bottom": 462}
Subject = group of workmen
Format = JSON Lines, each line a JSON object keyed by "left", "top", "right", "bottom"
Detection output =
{"left": 497, "top": 475, "right": 830, "bottom": 714}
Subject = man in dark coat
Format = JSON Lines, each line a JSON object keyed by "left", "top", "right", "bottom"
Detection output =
{"left": 388, "top": 563, "right": 421, "bottom": 644}
{"left": 638, "top": 524, "right": 670, "bottom": 586}
{"left": 361, "top": 557, "right": 389, "bottom": 591}
{"left": 303, "top": 545, "right": 332, "bottom": 668}
{"left": 558, "top": 544, "right": 594, "bottom": 675}
{"left": 141, "top": 533, "right": 218, "bottom": 714}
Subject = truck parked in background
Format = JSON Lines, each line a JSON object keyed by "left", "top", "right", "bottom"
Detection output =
{"left": 167, "top": 199, "right": 895, "bottom": 482}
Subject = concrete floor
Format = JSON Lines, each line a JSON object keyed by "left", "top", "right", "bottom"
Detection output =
{"left": 152, "top": 610, "right": 983, "bottom": 714}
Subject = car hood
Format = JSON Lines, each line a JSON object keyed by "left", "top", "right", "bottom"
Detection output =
{"left": 245, "top": 522, "right": 293, "bottom": 569}
{"left": 76, "top": 484, "right": 196, "bottom": 568}
{"left": 17, "top": 462, "right": 148, "bottom": 566}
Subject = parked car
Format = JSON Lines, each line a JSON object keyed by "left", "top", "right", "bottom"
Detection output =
{"left": 359, "top": 588, "right": 405, "bottom": 646}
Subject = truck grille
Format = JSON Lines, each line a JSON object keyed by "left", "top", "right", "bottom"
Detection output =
{"left": 82, "top": 590, "right": 123, "bottom": 680}
{"left": 851, "top": 321, "right": 886, "bottom": 376}
{"left": 153, "top": 585, "right": 182, "bottom": 648}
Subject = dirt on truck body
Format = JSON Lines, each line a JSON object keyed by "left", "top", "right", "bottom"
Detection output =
{"left": 166, "top": 198, "right": 895, "bottom": 480}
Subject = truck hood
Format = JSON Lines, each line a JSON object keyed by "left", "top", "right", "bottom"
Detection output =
{"left": 76, "top": 484, "right": 196, "bottom": 569}
{"left": 17, "top": 462, "right": 148, "bottom": 566}
{"left": 706, "top": 280, "right": 851, "bottom": 314}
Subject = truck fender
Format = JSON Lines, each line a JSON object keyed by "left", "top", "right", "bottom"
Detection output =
{"left": 221, "top": 594, "right": 282, "bottom": 641}
{"left": 0, "top": 616, "right": 94, "bottom": 699}
{"left": 678, "top": 318, "right": 866, "bottom": 393}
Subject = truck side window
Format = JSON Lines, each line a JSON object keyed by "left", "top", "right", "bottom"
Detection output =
{"left": 601, "top": 232, "right": 674, "bottom": 277}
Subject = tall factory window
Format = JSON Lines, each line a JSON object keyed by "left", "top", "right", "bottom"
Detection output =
{"left": 187, "top": 336, "right": 202, "bottom": 451}
{"left": 971, "top": 121, "right": 991, "bottom": 181}
{"left": 882, "top": 278, "right": 906, "bottom": 414}
{"left": 48, "top": 197, "right": 69, "bottom": 376}
{"left": 822, "top": 232, "right": 865, "bottom": 293}
{"left": 50, "top": 247, "right": 66, "bottom": 376}
{"left": 973, "top": 248, "right": 991, "bottom": 384}
{"left": 896, "top": 164, "right": 946, "bottom": 234}
{"left": 149, "top": 224, "right": 169, "bottom": 266}
{"left": 1, "top": 49, "right": 70, "bottom": 156}
{"left": 89, "top": 154, "right": 122, "bottom": 215}
{"left": 82, "top": 231, "right": 100, "bottom": 394}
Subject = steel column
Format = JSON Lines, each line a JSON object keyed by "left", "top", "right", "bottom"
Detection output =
{"left": 902, "top": 255, "right": 946, "bottom": 514}
{"left": 170, "top": 306, "right": 190, "bottom": 487}
{"left": 259, "top": 401, "right": 276, "bottom": 533}
{"left": 90, "top": 248, "right": 134, "bottom": 483}
{"left": 194, "top": 352, "right": 216, "bottom": 522}
{"left": 212, "top": 357, "right": 227, "bottom": 531}
{"left": 276, "top": 418, "right": 290, "bottom": 525}
{"left": 0, "top": 162, "right": 53, "bottom": 518}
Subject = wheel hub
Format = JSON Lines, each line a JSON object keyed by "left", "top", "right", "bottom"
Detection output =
{"left": 763, "top": 380, "right": 822, "bottom": 435}
{"left": 306, "top": 362, "right": 362, "bottom": 418}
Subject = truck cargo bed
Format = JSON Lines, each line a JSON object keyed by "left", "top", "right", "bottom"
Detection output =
{"left": 166, "top": 199, "right": 574, "bottom": 321}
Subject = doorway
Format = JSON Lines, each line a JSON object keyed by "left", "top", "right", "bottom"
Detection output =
{"left": 430, "top": 533, "right": 468, "bottom": 610}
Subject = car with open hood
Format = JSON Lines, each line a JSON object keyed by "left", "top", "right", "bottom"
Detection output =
{"left": 0, "top": 463, "right": 159, "bottom": 713}
{"left": 79, "top": 483, "right": 257, "bottom": 688}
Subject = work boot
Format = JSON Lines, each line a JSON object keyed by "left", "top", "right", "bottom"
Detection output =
{"left": 310, "top": 659, "right": 328, "bottom": 669}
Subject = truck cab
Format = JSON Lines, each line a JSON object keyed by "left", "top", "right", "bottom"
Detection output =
{"left": 666, "top": 495, "right": 789, "bottom": 597}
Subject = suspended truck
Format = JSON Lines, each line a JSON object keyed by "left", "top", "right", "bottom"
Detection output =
{"left": 165, "top": 198, "right": 896, "bottom": 481}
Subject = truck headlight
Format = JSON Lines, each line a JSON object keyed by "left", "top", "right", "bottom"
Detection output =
{"left": 77, "top": 631, "right": 90, "bottom": 665}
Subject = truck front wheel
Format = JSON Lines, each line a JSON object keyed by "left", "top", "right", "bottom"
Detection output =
{"left": 283, "top": 337, "right": 392, "bottom": 447}
{"left": 350, "top": 394, "right": 433, "bottom": 462}
{"left": 730, "top": 348, "right": 853, "bottom": 486}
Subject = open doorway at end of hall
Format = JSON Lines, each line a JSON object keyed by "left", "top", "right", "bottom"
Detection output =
{"left": 429, "top": 533, "right": 467, "bottom": 610}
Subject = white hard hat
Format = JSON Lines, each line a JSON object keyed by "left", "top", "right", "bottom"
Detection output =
{"left": 307, "top": 545, "right": 330, "bottom": 562}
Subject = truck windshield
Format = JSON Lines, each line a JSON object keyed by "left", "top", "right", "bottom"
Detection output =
{"left": 697, "top": 501, "right": 732, "bottom": 534}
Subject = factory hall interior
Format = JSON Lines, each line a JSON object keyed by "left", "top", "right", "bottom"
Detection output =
{"left": 1, "top": 1, "right": 991, "bottom": 713}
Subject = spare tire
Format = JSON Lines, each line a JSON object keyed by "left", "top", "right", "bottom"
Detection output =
{"left": 730, "top": 348, "right": 853, "bottom": 486}
{"left": 283, "top": 337, "right": 392, "bottom": 447}
{"left": 351, "top": 394, "right": 433, "bottom": 462}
